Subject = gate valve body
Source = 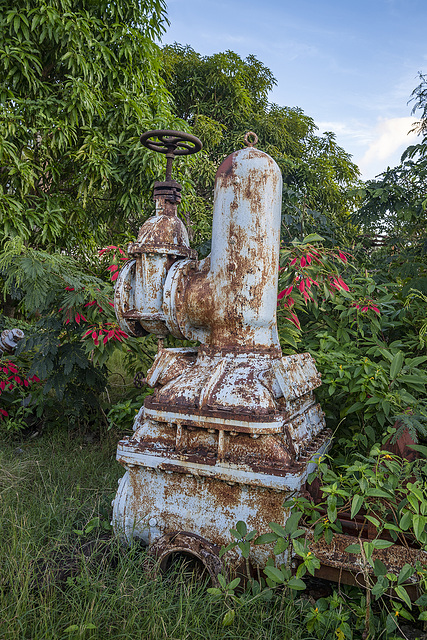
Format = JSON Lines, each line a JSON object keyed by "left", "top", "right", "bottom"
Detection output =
{"left": 115, "top": 131, "right": 201, "bottom": 338}
{"left": 112, "top": 130, "right": 331, "bottom": 577}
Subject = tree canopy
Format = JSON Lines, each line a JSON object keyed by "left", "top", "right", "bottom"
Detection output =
{"left": 161, "top": 43, "right": 361, "bottom": 248}
{"left": 0, "top": 0, "right": 183, "bottom": 253}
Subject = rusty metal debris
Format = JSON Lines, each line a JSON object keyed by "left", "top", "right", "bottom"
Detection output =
{"left": 305, "top": 530, "right": 427, "bottom": 601}
{"left": 0, "top": 328, "right": 24, "bottom": 355}
{"left": 112, "top": 130, "right": 330, "bottom": 578}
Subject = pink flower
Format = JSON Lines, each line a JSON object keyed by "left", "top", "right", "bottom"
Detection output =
{"left": 306, "top": 254, "right": 312, "bottom": 265}
{"left": 371, "top": 306, "right": 380, "bottom": 314}
{"left": 290, "top": 258, "right": 297, "bottom": 266}
{"left": 338, "top": 251, "right": 347, "bottom": 262}
{"left": 300, "top": 256, "right": 306, "bottom": 267}
{"left": 111, "top": 272, "right": 119, "bottom": 282}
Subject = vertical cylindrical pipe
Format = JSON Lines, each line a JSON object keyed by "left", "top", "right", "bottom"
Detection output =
{"left": 184, "top": 146, "right": 283, "bottom": 351}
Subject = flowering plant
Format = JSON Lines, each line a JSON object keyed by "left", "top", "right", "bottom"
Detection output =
{"left": 277, "top": 234, "right": 354, "bottom": 346}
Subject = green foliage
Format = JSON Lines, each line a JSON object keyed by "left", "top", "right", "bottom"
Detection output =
{"left": 161, "top": 44, "right": 361, "bottom": 252}
{"left": 0, "top": 0, "right": 184, "bottom": 253}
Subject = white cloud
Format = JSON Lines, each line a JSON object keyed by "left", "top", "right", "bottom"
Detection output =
{"left": 358, "top": 117, "right": 419, "bottom": 179}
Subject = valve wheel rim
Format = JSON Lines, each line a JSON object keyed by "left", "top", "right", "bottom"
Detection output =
{"left": 140, "top": 129, "right": 202, "bottom": 156}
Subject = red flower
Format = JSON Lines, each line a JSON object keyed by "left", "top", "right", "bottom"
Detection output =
{"left": 337, "top": 277, "right": 349, "bottom": 292}
{"left": 290, "top": 258, "right": 297, "bottom": 266}
{"left": 111, "top": 272, "right": 119, "bottom": 282}
{"left": 306, "top": 254, "right": 312, "bottom": 264}
{"left": 278, "top": 285, "right": 293, "bottom": 300}
{"left": 0, "top": 409, "right": 8, "bottom": 419}
{"left": 107, "top": 265, "right": 118, "bottom": 272}
{"left": 289, "top": 312, "right": 301, "bottom": 328}
{"left": 300, "top": 256, "right": 306, "bottom": 267}
{"left": 65, "top": 287, "right": 75, "bottom": 291}
{"left": 338, "top": 251, "right": 347, "bottom": 262}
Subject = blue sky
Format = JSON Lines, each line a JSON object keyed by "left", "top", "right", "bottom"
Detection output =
{"left": 161, "top": 0, "right": 427, "bottom": 179}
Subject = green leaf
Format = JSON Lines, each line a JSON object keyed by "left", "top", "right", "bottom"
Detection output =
{"left": 222, "top": 610, "right": 235, "bottom": 627}
{"left": 373, "top": 559, "right": 388, "bottom": 576}
{"left": 365, "top": 488, "right": 392, "bottom": 498}
{"left": 365, "top": 515, "right": 381, "bottom": 527}
{"left": 254, "top": 532, "right": 278, "bottom": 545}
{"left": 228, "top": 578, "right": 240, "bottom": 590}
{"left": 287, "top": 577, "right": 306, "bottom": 590}
{"left": 218, "top": 574, "right": 226, "bottom": 589}
{"left": 412, "top": 514, "right": 426, "bottom": 540}
{"left": 371, "top": 539, "right": 394, "bottom": 550}
{"left": 64, "top": 626, "right": 79, "bottom": 633}
{"left": 398, "top": 564, "right": 415, "bottom": 585}
{"left": 399, "top": 511, "right": 412, "bottom": 530}
{"left": 269, "top": 521, "right": 287, "bottom": 537}
{"left": 390, "top": 351, "right": 404, "bottom": 380}
{"left": 284, "top": 511, "right": 302, "bottom": 534}
{"left": 350, "top": 494, "right": 364, "bottom": 519}
{"left": 273, "top": 537, "right": 288, "bottom": 555}
{"left": 345, "top": 544, "right": 361, "bottom": 554}
{"left": 302, "top": 233, "right": 324, "bottom": 244}
{"left": 394, "top": 584, "right": 412, "bottom": 609}
{"left": 263, "top": 566, "right": 285, "bottom": 583}
{"left": 408, "top": 444, "right": 427, "bottom": 457}
{"left": 238, "top": 540, "right": 250, "bottom": 559}
{"left": 235, "top": 521, "right": 247, "bottom": 538}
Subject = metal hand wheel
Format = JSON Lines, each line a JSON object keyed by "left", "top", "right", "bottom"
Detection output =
{"left": 140, "top": 130, "right": 202, "bottom": 180}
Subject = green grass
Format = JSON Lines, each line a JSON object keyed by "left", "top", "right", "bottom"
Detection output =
{"left": 0, "top": 429, "right": 315, "bottom": 640}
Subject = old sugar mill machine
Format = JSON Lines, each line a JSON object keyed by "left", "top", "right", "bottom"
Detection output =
{"left": 111, "top": 130, "right": 331, "bottom": 579}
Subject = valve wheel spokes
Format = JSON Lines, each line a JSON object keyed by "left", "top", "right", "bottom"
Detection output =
{"left": 140, "top": 130, "right": 202, "bottom": 156}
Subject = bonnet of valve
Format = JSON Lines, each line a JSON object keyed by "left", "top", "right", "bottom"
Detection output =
{"left": 201, "top": 145, "right": 283, "bottom": 351}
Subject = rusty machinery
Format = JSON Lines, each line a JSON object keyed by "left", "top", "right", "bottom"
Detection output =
{"left": 112, "top": 130, "right": 331, "bottom": 579}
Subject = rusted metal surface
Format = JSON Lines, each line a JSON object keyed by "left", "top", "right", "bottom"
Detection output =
{"left": 112, "top": 130, "right": 329, "bottom": 576}
{"left": 0, "top": 328, "right": 24, "bottom": 354}
{"left": 305, "top": 530, "right": 427, "bottom": 600}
